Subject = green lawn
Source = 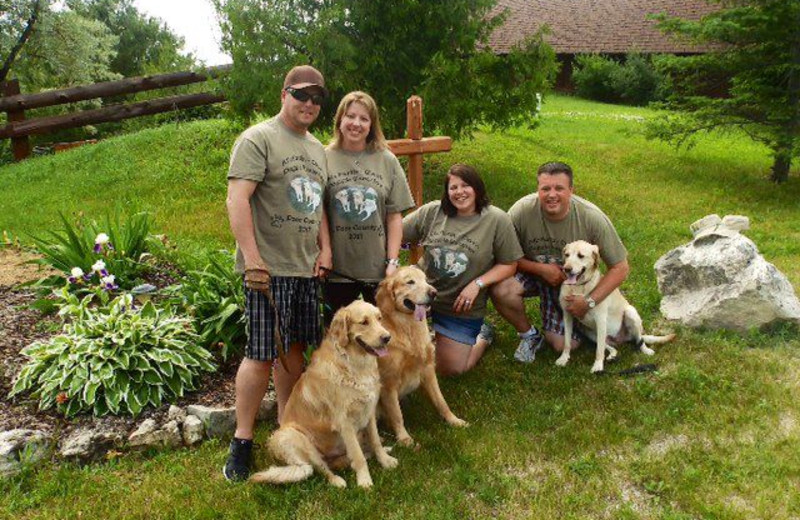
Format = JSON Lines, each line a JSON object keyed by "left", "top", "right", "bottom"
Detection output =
{"left": 1, "top": 95, "right": 799, "bottom": 520}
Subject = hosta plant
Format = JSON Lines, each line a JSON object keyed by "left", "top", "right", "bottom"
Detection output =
{"left": 166, "top": 251, "right": 246, "bottom": 360}
{"left": 10, "top": 288, "right": 215, "bottom": 417}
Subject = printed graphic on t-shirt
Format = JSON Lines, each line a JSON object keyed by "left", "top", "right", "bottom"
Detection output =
{"left": 333, "top": 186, "right": 378, "bottom": 222}
{"left": 429, "top": 246, "right": 468, "bottom": 278}
{"left": 287, "top": 176, "right": 322, "bottom": 214}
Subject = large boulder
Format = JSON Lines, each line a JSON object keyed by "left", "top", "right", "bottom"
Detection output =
{"left": 655, "top": 214, "right": 800, "bottom": 331}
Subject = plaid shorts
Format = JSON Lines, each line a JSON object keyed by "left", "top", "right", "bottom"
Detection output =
{"left": 244, "top": 276, "right": 321, "bottom": 361}
{"left": 515, "top": 272, "right": 581, "bottom": 341}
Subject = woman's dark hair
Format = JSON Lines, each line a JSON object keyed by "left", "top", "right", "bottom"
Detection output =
{"left": 440, "top": 163, "right": 490, "bottom": 217}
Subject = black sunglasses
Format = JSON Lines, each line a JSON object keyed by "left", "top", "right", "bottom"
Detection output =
{"left": 284, "top": 86, "right": 326, "bottom": 106}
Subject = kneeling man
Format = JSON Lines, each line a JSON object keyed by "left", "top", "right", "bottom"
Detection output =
{"left": 491, "top": 161, "right": 629, "bottom": 361}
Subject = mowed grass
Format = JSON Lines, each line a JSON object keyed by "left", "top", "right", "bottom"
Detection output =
{"left": 1, "top": 96, "right": 799, "bottom": 520}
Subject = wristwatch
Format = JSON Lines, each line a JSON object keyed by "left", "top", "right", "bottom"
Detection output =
{"left": 474, "top": 278, "right": 485, "bottom": 289}
{"left": 585, "top": 296, "right": 597, "bottom": 309}
{"left": 386, "top": 258, "right": 400, "bottom": 266}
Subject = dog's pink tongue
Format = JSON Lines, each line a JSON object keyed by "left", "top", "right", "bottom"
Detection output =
{"left": 564, "top": 273, "right": 579, "bottom": 285}
{"left": 374, "top": 347, "right": 389, "bottom": 357}
{"left": 414, "top": 304, "right": 427, "bottom": 321}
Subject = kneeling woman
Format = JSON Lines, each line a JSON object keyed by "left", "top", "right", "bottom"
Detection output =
{"left": 403, "top": 164, "right": 523, "bottom": 376}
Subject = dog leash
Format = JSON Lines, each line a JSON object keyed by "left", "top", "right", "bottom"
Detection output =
{"left": 319, "top": 266, "right": 378, "bottom": 290}
{"left": 599, "top": 363, "right": 658, "bottom": 377}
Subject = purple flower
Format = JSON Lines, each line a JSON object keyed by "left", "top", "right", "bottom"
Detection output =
{"left": 93, "top": 243, "right": 102, "bottom": 254}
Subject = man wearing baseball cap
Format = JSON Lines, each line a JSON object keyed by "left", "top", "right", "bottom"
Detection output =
{"left": 224, "top": 65, "right": 331, "bottom": 481}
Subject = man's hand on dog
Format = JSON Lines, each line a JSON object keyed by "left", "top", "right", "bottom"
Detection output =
{"left": 564, "top": 294, "right": 590, "bottom": 319}
{"left": 540, "top": 263, "right": 567, "bottom": 287}
{"left": 244, "top": 261, "right": 271, "bottom": 294}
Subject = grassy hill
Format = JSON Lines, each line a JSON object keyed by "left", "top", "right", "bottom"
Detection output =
{"left": 1, "top": 96, "right": 799, "bottom": 519}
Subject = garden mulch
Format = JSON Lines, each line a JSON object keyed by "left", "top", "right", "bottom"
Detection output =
{"left": 0, "top": 247, "right": 239, "bottom": 438}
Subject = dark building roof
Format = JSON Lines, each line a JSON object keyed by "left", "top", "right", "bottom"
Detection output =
{"left": 489, "top": 0, "right": 719, "bottom": 55}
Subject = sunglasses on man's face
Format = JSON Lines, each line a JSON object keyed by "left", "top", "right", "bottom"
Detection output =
{"left": 284, "top": 86, "right": 326, "bottom": 106}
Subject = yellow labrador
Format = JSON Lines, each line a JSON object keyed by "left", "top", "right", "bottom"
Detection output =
{"left": 558, "top": 240, "right": 675, "bottom": 373}
{"left": 250, "top": 300, "right": 398, "bottom": 488}
{"left": 376, "top": 266, "right": 467, "bottom": 446}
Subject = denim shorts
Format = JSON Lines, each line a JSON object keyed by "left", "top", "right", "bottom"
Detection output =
{"left": 431, "top": 311, "right": 484, "bottom": 346}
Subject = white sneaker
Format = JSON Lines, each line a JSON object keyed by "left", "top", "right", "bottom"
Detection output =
{"left": 514, "top": 332, "right": 544, "bottom": 363}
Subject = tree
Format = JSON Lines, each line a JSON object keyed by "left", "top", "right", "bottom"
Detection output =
{"left": 0, "top": 0, "right": 46, "bottom": 83}
{"left": 1, "top": 1, "right": 120, "bottom": 91}
{"left": 649, "top": 0, "right": 800, "bottom": 183}
{"left": 213, "top": 0, "right": 558, "bottom": 138}
{"left": 68, "top": 0, "right": 195, "bottom": 77}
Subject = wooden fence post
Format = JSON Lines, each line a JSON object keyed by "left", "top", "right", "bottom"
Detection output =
{"left": 3, "top": 80, "right": 30, "bottom": 161}
{"left": 406, "top": 96, "right": 424, "bottom": 263}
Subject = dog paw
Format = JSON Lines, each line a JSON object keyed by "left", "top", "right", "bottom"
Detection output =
{"left": 397, "top": 434, "right": 416, "bottom": 447}
{"left": 591, "top": 362, "right": 604, "bottom": 374}
{"left": 641, "top": 346, "right": 655, "bottom": 356}
{"left": 356, "top": 473, "right": 373, "bottom": 488}
{"left": 448, "top": 416, "right": 468, "bottom": 428}
{"left": 378, "top": 454, "right": 399, "bottom": 469}
{"left": 555, "top": 356, "right": 569, "bottom": 367}
{"left": 330, "top": 475, "right": 347, "bottom": 488}
{"left": 606, "top": 347, "right": 618, "bottom": 360}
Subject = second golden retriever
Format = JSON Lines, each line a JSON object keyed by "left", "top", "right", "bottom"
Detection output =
{"left": 250, "top": 300, "right": 398, "bottom": 488}
{"left": 376, "top": 266, "right": 467, "bottom": 446}
{"left": 558, "top": 240, "right": 675, "bottom": 373}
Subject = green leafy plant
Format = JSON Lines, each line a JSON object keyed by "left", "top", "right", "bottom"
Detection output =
{"left": 29, "top": 210, "right": 153, "bottom": 291}
{"left": 573, "top": 53, "right": 668, "bottom": 106}
{"left": 10, "top": 288, "right": 215, "bottom": 417}
{"left": 165, "top": 251, "right": 245, "bottom": 360}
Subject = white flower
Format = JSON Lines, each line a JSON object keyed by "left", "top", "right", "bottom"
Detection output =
{"left": 95, "top": 233, "right": 110, "bottom": 245}
{"left": 101, "top": 274, "right": 116, "bottom": 285}
{"left": 70, "top": 267, "right": 85, "bottom": 277}
{"left": 92, "top": 260, "right": 106, "bottom": 272}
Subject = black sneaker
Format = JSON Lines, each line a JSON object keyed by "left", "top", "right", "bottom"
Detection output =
{"left": 223, "top": 438, "right": 253, "bottom": 482}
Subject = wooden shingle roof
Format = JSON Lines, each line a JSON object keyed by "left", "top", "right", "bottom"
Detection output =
{"left": 489, "top": 0, "right": 719, "bottom": 55}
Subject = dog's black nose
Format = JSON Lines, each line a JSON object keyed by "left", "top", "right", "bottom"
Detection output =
{"left": 428, "top": 288, "right": 437, "bottom": 300}
{"left": 381, "top": 334, "right": 391, "bottom": 345}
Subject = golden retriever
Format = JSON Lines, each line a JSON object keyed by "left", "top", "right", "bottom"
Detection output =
{"left": 376, "top": 266, "right": 467, "bottom": 446}
{"left": 250, "top": 300, "right": 398, "bottom": 488}
{"left": 558, "top": 240, "right": 675, "bottom": 373}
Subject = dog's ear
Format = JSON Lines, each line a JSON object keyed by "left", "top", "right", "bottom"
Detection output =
{"left": 592, "top": 244, "right": 600, "bottom": 267}
{"left": 328, "top": 307, "right": 351, "bottom": 347}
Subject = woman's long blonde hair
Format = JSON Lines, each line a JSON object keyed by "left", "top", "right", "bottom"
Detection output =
{"left": 329, "top": 91, "right": 387, "bottom": 151}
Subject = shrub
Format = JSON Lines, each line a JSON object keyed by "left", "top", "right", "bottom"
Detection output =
{"left": 165, "top": 251, "right": 245, "bottom": 361}
{"left": 29, "top": 210, "right": 153, "bottom": 291}
{"left": 573, "top": 53, "right": 668, "bottom": 106}
{"left": 10, "top": 288, "right": 215, "bottom": 417}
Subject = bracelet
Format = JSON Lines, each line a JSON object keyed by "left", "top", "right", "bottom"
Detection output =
{"left": 386, "top": 258, "right": 400, "bottom": 266}
{"left": 474, "top": 278, "right": 485, "bottom": 289}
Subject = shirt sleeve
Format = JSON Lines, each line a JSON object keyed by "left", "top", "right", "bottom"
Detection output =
{"left": 493, "top": 211, "right": 525, "bottom": 264}
{"left": 384, "top": 153, "right": 416, "bottom": 213}
{"left": 227, "top": 135, "right": 268, "bottom": 182}
{"left": 592, "top": 211, "right": 627, "bottom": 266}
{"left": 402, "top": 207, "right": 422, "bottom": 243}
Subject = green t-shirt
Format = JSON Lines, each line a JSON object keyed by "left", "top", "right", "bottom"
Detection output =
{"left": 403, "top": 202, "right": 523, "bottom": 319}
{"left": 507, "top": 193, "right": 627, "bottom": 267}
{"left": 325, "top": 147, "right": 415, "bottom": 282}
{"left": 227, "top": 116, "right": 327, "bottom": 277}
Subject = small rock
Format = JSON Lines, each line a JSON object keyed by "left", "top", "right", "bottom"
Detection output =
{"left": 186, "top": 405, "right": 235, "bottom": 439}
{"left": 167, "top": 405, "right": 186, "bottom": 424}
{"left": 690, "top": 214, "right": 721, "bottom": 237}
{"left": 186, "top": 398, "right": 275, "bottom": 439}
{"left": 59, "top": 425, "right": 123, "bottom": 462}
{"left": 721, "top": 215, "right": 749, "bottom": 232}
{"left": 128, "top": 418, "right": 180, "bottom": 448}
{"left": 182, "top": 415, "right": 204, "bottom": 446}
{"left": 1, "top": 429, "right": 52, "bottom": 478}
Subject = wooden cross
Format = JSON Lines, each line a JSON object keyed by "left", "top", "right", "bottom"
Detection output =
{"left": 386, "top": 96, "right": 452, "bottom": 261}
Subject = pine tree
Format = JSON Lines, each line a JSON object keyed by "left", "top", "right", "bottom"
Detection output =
{"left": 650, "top": 0, "right": 800, "bottom": 183}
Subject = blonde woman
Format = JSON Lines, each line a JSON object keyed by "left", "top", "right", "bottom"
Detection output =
{"left": 323, "top": 91, "right": 415, "bottom": 323}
